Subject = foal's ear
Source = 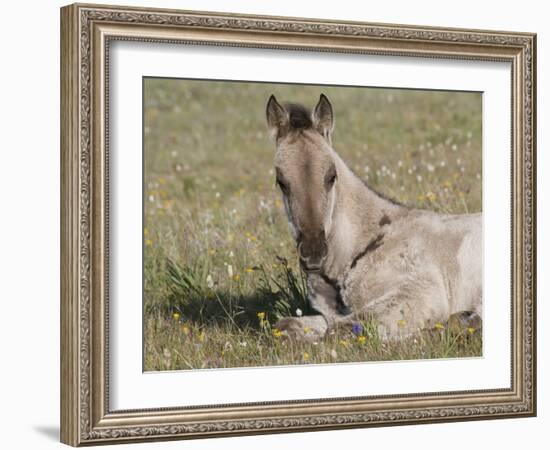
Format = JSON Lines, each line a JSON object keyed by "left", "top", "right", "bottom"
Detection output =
{"left": 266, "top": 95, "right": 289, "bottom": 141}
{"left": 312, "top": 94, "right": 335, "bottom": 143}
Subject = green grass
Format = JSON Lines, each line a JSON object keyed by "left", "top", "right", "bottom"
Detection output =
{"left": 143, "top": 78, "right": 482, "bottom": 371}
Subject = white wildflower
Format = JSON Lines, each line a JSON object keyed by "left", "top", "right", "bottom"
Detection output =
{"left": 296, "top": 308, "right": 303, "bottom": 317}
{"left": 206, "top": 274, "right": 214, "bottom": 289}
{"left": 227, "top": 265, "right": 233, "bottom": 277}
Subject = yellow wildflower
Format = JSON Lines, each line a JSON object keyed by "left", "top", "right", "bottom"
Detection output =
{"left": 435, "top": 323, "right": 445, "bottom": 330}
{"left": 467, "top": 327, "right": 476, "bottom": 334}
{"left": 257, "top": 312, "right": 265, "bottom": 320}
{"left": 339, "top": 339, "right": 349, "bottom": 347}
{"left": 303, "top": 327, "right": 310, "bottom": 334}
{"left": 145, "top": 239, "right": 153, "bottom": 246}
{"left": 198, "top": 331, "right": 205, "bottom": 342}
{"left": 245, "top": 267, "right": 254, "bottom": 273}
{"left": 272, "top": 328, "right": 282, "bottom": 338}
{"left": 397, "top": 319, "right": 406, "bottom": 328}
{"left": 232, "top": 274, "right": 240, "bottom": 281}
{"left": 181, "top": 325, "right": 190, "bottom": 335}
{"left": 143, "top": 227, "right": 149, "bottom": 236}
{"left": 172, "top": 312, "right": 180, "bottom": 321}
{"left": 417, "top": 195, "right": 425, "bottom": 202}
{"left": 357, "top": 335, "right": 367, "bottom": 345}
{"left": 303, "top": 352, "right": 310, "bottom": 361}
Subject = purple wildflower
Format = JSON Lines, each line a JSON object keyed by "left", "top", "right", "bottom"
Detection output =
{"left": 351, "top": 323, "right": 363, "bottom": 335}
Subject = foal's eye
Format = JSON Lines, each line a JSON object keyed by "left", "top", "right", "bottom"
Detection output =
{"left": 325, "top": 169, "right": 337, "bottom": 189}
{"left": 276, "top": 178, "right": 290, "bottom": 195}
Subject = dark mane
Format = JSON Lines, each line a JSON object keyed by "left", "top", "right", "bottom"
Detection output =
{"left": 347, "top": 165, "right": 405, "bottom": 207}
{"left": 367, "top": 183, "right": 405, "bottom": 207}
{"left": 284, "top": 103, "right": 313, "bottom": 130}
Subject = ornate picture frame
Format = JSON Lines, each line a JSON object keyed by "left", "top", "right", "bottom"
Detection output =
{"left": 60, "top": 3, "right": 536, "bottom": 446}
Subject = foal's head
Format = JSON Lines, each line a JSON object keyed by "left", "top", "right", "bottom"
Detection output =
{"left": 266, "top": 94, "right": 337, "bottom": 273}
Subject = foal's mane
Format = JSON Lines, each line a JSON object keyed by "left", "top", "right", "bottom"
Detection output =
{"left": 283, "top": 103, "right": 313, "bottom": 130}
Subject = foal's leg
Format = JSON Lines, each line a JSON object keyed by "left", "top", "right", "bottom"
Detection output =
{"left": 274, "top": 315, "right": 328, "bottom": 342}
{"left": 274, "top": 273, "right": 353, "bottom": 341}
{"left": 351, "top": 285, "right": 448, "bottom": 341}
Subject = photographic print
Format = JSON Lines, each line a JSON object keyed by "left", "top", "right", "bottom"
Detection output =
{"left": 61, "top": 4, "right": 535, "bottom": 445}
{"left": 143, "top": 79, "right": 482, "bottom": 371}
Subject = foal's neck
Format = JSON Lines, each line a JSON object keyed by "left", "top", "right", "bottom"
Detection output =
{"left": 327, "top": 153, "right": 406, "bottom": 275}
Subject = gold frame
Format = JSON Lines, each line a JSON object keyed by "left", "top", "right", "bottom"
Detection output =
{"left": 60, "top": 3, "right": 537, "bottom": 446}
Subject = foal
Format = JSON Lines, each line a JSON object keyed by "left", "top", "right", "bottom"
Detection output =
{"left": 266, "top": 94, "right": 482, "bottom": 341}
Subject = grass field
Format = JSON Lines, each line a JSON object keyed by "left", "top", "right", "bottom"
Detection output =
{"left": 143, "top": 78, "right": 482, "bottom": 371}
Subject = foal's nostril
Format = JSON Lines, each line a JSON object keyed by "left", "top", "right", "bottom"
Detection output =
{"left": 297, "top": 237, "right": 327, "bottom": 270}
{"left": 297, "top": 241, "right": 306, "bottom": 260}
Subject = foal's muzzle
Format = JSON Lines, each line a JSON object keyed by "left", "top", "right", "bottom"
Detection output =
{"left": 297, "top": 232, "right": 327, "bottom": 273}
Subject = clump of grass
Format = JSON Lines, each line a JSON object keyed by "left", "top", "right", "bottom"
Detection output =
{"left": 163, "top": 255, "right": 310, "bottom": 330}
